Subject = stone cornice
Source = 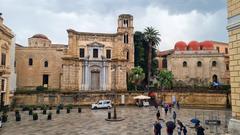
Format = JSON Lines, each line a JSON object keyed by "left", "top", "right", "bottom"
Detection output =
{"left": 67, "top": 29, "right": 116, "bottom": 37}
{"left": 0, "top": 25, "right": 14, "bottom": 38}
{"left": 227, "top": 13, "right": 240, "bottom": 31}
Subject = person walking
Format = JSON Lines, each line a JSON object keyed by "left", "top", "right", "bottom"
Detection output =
{"left": 196, "top": 124, "right": 205, "bottom": 135}
{"left": 156, "top": 110, "right": 160, "bottom": 120}
{"left": 182, "top": 125, "right": 187, "bottom": 135}
{"left": 0, "top": 117, "right": 2, "bottom": 128}
{"left": 169, "top": 104, "right": 172, "bottom": 113}
{"left": 166, "top": 126, "right": 174, "bottom": 135}
{"left": 173, "top": 111, "right": 177, "bottom": 123}
{"left": 153, "top": 120, "right": 162, "bottom": 135}
{"left": 164, "top": 104, "right": 168, "bottom": 116}
{"left": 176, "top": 101, "right": 180, "bottom": 110}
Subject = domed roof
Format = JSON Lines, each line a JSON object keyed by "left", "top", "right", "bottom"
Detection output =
{"left": 31, "top": 34, "right": 49, "bottom": 40}
{"left": 200, "top": 41, "right": 214, "bottom": 50}
{"left": 174, "top": 41, "right": 187, "bottom": 51}
{"left": 188, "top": 41, "right": 199, "bottom": 50}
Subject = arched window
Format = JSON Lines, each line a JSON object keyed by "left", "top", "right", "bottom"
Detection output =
{"left": 124, "top": 34, "right": 128, "bottom": 44}
{"left": 183, "top": 61, "right": 187, "bottom": 67}
{"left": 29, "top": 58, "right": 33, "bottom": 66}
{"left": 197, "top": 61, "right": 202, "bottom": 67}
{"left": 127, "top": 51, "right": 129, "bottom": 60}
{"left": 44, "top": 61, "right": 48, "bottom": 67}
{"left": 212, "top": 61, "right": 217, "bottom": 67}
{"left": 212, "top": 74, "right": 218, "bottom": 83}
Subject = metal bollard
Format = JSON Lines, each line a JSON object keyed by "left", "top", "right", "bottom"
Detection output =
{"left": 108, "top": 111, "right": 111, "bottom": 119}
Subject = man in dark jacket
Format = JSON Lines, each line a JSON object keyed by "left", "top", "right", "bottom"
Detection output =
{"left": 156, "top": 110, "right": 160, "bottom": 120}
{"left": 153, "top": 120, "right": 162, "bottom": 135}
{"left": 196, "top": 125, "right": 205, "bottom": 135}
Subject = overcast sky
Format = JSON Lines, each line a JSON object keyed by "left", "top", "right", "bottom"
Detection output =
{"left": 0, "top": 0, "right": 227, "bottom": 50}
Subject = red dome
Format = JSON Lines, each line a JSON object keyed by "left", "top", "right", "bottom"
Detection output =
{"left": 31, "top": 34, "right": 49, "bottom": 40}
{"left": 188, "top": 41, "right": 200, "bottom": 50}
{"left": 174, "top": 41, "right": 187, "bottom": 51}
{"left": 200, "top": 41, "right": 214, "bottom": 50}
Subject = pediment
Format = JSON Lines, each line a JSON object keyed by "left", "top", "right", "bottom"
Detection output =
{"left": 87, "top": 42, "right": 105, "bottom": 47}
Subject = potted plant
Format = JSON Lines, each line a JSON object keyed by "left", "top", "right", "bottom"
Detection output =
{"left": 33, "top": 113, "right": 38, "bottom": 120}
{"left": 47, "top": 112, "right": 52, "bottom": 120}
{"left": 29, "top": 108, "right": 33, "bottom": 115}
{"left": 78, "top": 107, "right": 82, "bottom": 113}
{"left": 66, "top": 107, "right": 70, "bottom": 113}
{"left": 42, "top": 105, "right": 47, "bottom": 115}
{"left": 16, "top": 113, "right": 21, "bottom": 121}
{"left": 56, "top": 107, "right": 60, "bottom": 114}
{"left": 1, "top": 112, "right": 8, "bottom": 123}
{"left": 15, "top": 109, "right": 20, "bottom": 116}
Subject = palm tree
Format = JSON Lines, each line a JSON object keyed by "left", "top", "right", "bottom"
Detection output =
{"left": 143, "top": 27, "right": 161, "bottom": 90}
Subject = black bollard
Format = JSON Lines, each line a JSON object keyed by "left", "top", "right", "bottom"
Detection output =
{"left": 78, "top": 107, "right": 81, "bottom": 113}
{"left": 108, "top": 111, "right": 111, "bottom": 119}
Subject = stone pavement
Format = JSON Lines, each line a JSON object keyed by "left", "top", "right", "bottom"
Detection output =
{"left": 0, "top": 106, "right": 232, "bottom": 135}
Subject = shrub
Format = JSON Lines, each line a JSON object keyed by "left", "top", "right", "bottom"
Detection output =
{"left": 47, "top": 112, "right": 52, "bottom": 120}
{"left": 2, "top": 112, "right": 8, "bottom": 123}
{"left": 33, "top": 113, "right": 38, "bottom": 120}
{"left": 36, "top": 86, "right": 46, "bottom": 92}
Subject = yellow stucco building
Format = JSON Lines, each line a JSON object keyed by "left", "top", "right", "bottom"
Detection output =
{"left": 0, "top": 14, "right": 15, "bottom": 108}
{"left": 227, "top": 0, "right": 240, "bottom": 134}
{"left": 16, "top": 14, "right": 134, "bottom": 91}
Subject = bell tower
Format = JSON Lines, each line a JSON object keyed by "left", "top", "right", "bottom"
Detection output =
{"left": 116, "top": 14, "right": 134, "bottom": 68}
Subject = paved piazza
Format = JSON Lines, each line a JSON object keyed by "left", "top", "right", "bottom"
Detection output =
{"left": 0, "top": 106, "right": 231, "bottom": 135}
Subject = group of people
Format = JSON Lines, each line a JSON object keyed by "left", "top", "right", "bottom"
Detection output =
{"left": 153, "top": 102, "right": 205, "bottom": 135}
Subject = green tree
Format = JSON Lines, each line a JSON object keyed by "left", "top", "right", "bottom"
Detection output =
{"left": 128, "top": 66, "right": 145, "bottom": 91}
{"left": 156, "top": 70, "right": 173, "bottom": 90}
{"left": 143, "top": 27, "right": 161, "bottom": 90}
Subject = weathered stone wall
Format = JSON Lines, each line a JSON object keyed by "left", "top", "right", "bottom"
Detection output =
{"left": 227, "top": 0, "right": 240, "bottom": 134}
{"left": 168, "top": 53, "right": 228, "bottom": 85}
{"left": 14, "top": 91, "right": 228, "bottom": 108}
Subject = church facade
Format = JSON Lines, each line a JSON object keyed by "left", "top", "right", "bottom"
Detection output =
{"left": 16, "top": 14, "right": 134, "bottom": 91}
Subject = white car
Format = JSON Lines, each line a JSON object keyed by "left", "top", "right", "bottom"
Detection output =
{"left": 91, "top": 100, "right": 112, "bottom": 109}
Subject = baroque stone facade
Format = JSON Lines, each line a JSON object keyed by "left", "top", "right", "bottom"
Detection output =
{"left": 0, "top": 15, "right": 15, "bottom": 107}
{"left": 16, "top": 14, "right": 134, "bottom": 91}
{"left": 227, "top": 0, "right": 240, "bottom": 134}
{"left": 157, "top": 41, "right": 229, "bottom": 86}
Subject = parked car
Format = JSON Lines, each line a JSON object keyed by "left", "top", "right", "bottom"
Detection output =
{"left": 91, "top": 100, "right": 112, "bottom": 109}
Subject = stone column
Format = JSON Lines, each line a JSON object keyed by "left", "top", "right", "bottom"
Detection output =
{"left": 84, "top": 61, "right": 89, "bottom": 90}
{"left": 102, "top": 61, "right": 106, "bottom": 90}
{"left": 227, "top": 0, "right": 240, "bottom": 134}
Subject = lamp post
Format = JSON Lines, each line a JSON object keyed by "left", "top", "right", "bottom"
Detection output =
{"left": 105, "top": 64, "right": 124, "bottom": 121}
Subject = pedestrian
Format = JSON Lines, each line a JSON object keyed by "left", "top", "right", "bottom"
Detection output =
{"left": 166, "top": 126, "right": 174, "bottom": 135}
{"left": 182, "top": 125, "right": 187, "bottom": 135}
{"left": 173, "top": 111, "right": 177, "bottom": 123}
{"left": 169, "top": 104, "right": 172, "bottom": 113}
{"left": 176, "top": 101, "right": 180, "bottom": 110}
{"left": 196, "top": 124, "right": 205, "bottom": 135}
{"left": 164, "top": 104, "right": 168, "bottom": 115}
{"left": 0, "top": 117, "right": 2, "bottom": 128}
{"left": 156, "top": 110, "right": 160, "bottom": 120}
{"left": 153, "top": 120, "right": 162, "bottom": 135}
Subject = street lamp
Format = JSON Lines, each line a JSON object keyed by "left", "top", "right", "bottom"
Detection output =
{"left": 105, "top": 64, "right": 124, "bottom": 121}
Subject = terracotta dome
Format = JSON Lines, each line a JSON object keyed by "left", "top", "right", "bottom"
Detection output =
{"left": 31, "top": 34, "right": 49, "bottom": 40}
{"left": 174, "top": 41, "right": 187, "bottom": 51}
{"left": 200, "top": 41, "right": 214, "bottom": 50}
{"left": 188, "top": 41, "right": 200, "bottom": 51}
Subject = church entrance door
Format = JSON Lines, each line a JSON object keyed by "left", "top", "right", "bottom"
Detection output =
{"left": 91, "top": 71, "right": 100, "bottom": 90}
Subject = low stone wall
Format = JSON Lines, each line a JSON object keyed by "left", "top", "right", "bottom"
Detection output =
{"left": 14, "top": 91, "right": 229, "bottom": 108}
